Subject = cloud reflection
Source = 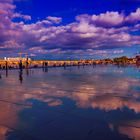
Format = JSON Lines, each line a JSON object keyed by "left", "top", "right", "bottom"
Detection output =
{"left": 0, "top": 66, "right": 140, "bottom": 139}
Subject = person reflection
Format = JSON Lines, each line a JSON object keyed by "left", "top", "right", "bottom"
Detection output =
{"left": 43, "top": 62, "right": 48, "bottom": 72}
{"left": 136, "top": 63, "right": 140, "bottom": 68}
{"left": 78, "top": 62, "right": 80, "bottom": 69}
{"left": 93, "top": 62, "right": 96, "bottom": 68}
{"left": 26, "top": 68, "right": 29, "bottom": 76}
{"left": 45, "top": 67, "right": 48, "bottom": 72}
{"left": 63, "top": 62, "right": 66, "bottom": 70}
{"left": 19, "top": 70, "right": 23, "bottom": 84}
{"left": 5, "top": 61, "right": 8, "bottom": 77}
{"left": 43, "top": 67, "right": 48, "bottom": 72}
{"left": 6, "top": 69, "right": 8, "bottom": 77}
{"left": 19, "top": 60, "right": 23, "bottom": 71}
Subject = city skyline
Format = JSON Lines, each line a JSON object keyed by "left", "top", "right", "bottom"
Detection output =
{"left": 1, "top": 0, "right": 140, "bottom": 59}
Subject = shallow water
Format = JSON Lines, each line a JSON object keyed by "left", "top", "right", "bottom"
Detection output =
{"left": 0, "top": 65, "right": 140, "bottom": 140}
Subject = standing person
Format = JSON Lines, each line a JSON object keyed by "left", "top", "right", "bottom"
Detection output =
{"left": 26, "top": 57, "right": 29, "bottom": 69}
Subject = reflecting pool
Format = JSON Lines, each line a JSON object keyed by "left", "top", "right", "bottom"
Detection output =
{"left": 0, "top": 65, "right": 140, "bottom": 140}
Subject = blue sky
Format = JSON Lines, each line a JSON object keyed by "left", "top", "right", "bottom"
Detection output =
{"left": 0, "top": 0, "right": 140, "bottom": 59}
{"left": 14, "top": 0, "right": 140, "bottom": 23}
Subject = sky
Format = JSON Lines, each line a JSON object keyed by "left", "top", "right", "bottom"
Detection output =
{"left": 1, "top": 0, "right": 140, "bottom": 60}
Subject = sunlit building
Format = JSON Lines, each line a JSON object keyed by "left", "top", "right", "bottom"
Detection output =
{"left": 4, "top": 57, "right": 31, "bottom": 61}
{"left": 136, "top": 55, "right": 140, "bottom": 64}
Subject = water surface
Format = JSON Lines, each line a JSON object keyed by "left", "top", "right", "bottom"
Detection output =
{"left": 0, "top": 65, "right": 140, "bottom": 140}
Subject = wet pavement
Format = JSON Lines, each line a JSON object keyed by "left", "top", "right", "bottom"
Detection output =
{"left": 0, "top": 65, "right": 140, "bottom": 140}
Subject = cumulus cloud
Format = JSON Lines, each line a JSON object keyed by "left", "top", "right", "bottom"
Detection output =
{"left": 13, "top": 13, "right": 31, "bottom": 20}
{"left": 91, "top": 12, "right": 124, "bottom": 27}
{"left": 0, "top": 0, "right": 140, "bottom": 58}
{"left": 126, "top": 8, "right": 140, "bottom": 23}
{"left": 46, "top": 16, "right": 62, "bottom": 24}
{"left": 76, "top": 9, "right": 140, "bottom": 28}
